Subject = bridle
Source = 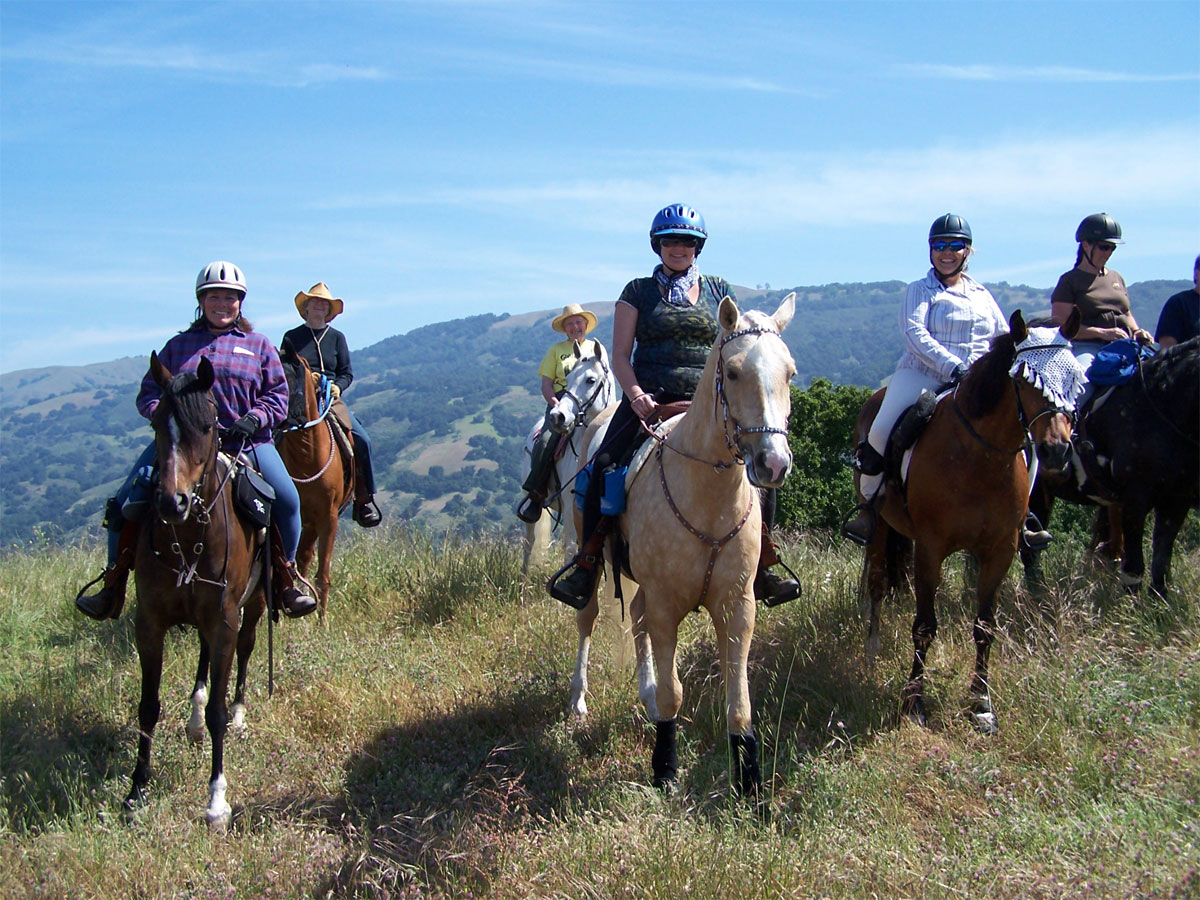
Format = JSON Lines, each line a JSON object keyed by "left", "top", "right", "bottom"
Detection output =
{"left": 150, "top": 395, "right": 239, "bottom": 590}
{"left": 558, "top": 358, "right": 614, "bottom": 430}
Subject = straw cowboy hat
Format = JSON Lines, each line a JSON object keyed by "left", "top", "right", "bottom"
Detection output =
{"left": 551, "top": 304, "right": 598, "bottom": 334}
{"left": 294, "top": 282, "right": 345, "bottom": 321}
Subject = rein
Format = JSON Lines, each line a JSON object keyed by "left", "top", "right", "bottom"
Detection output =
{"left": 656, "top": 443, "right": 754, "bottom": 608}
{"left": 288, "top": 420, "right": 337, "bottom": 484}
{"left": 278, "top": 374, "right": 334, "bottom": 433}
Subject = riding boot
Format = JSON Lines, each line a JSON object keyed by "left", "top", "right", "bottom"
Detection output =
{"left": 548, "top": 516, "right": 613, "bottom": 610}
{"left": 1021, "top": 511, "right": 1053, "bottom": 551}
{"left": 270, "top": 528, "right": 318, "bottom": 618}
{"left": 842, "top": 474, "right": 884, "bottom": 546}
{"left": 754, "top": 526, "right": 801, "bottom": 607}
{"left": 352, "top": 460, "right": 382, "bottom": 528}
{"left": 75, "top": 518, "right": 139, "bottom": 620}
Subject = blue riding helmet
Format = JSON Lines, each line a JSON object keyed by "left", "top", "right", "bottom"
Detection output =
{"left": 650, "top": 204, "right": 707, "bottom": 255}
{"left": 928, "top": 214, "right": 972, "bottom": 244}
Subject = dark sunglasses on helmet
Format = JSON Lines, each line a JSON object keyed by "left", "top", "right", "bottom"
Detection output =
{"left": 1093, "top": 242, "right": 1118, "bottom": 252}
{"left": 659, "top": 235, "right": 700, "bottom": 248}
{"left": 930, "top": 240, "right": 969, "bottom": 252}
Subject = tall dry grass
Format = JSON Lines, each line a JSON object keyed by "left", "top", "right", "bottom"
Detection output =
{"left": 1, "top": 523, "right": 1197, "bottom": 899}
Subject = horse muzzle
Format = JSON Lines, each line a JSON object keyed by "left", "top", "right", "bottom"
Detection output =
{"left": 547, "top": 407, "right": 575, "bottom": 434}
{"left": 744, "top": 439, "right": 792, "bottom": 489}
{"left": 1036, "top": 439, "right": 1074, "bottom": 474}
{"left": 155, "top": 488, "right": 194, "bottom": 523}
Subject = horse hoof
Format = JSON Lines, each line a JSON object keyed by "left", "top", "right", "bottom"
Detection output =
{"left": 186, "top": 722, "right": 206, "bottom": 744}
{"left": 230, "top": 704, "right": 247, "bottom": 731}
{"left": 206, "top": 805, "right": 232, "bottom": 833}
{"left": 972, "top": 711, "right": 999, "bottom": 735}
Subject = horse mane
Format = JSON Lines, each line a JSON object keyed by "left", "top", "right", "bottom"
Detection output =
{"left": 1140, "top": 336, "right": 1199, "bottom": 429}
{"left": 960, "top": 330, "right": 1018, "bottom": 419}
{"left": 164, "top": 370, "right": 215, "bottom": 438}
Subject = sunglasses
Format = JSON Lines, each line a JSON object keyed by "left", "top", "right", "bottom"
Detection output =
{"left": 930, "top": 240, "right": 969, "bottom": 252}
{"left": 659, "top": 235, "right": 700, "bottom": 248}
{"left": 1093, "top": 242, "right": 1118, "bottom": 253}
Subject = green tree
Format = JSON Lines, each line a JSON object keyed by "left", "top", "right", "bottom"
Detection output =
{"left": 777, "top": 378, "right": 874, "bottom": 530}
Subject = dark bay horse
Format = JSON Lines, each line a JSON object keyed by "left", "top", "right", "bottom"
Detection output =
{"left": 1021, "top": 335, "right": 1199, "bottom": 596}
{"left": 128, "top": 353, "right": 266, "bottom": 830}
{"left": 857, "top": 310, "right": 1081, "bottom": 734}
{"left": 573, "top": 294, "right": 796, "bottom": 796}
{"left": 277, "top": 340, "right": 352, "bottom": 619}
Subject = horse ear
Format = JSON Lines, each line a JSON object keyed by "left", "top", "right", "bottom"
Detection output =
{"left": 773, "top": 292, "right": 796, "bottom": 332}
{"left": 1060, "top": 306, "right": 1081, "bottom": 341}
{"left": 718, "top": 295, "right": 740, "bottom": 331}
{"left": 150, "top": 350, "right": 172, "bottom": 389}
{"left": 1009, "top": 309, "right": 1027, "bottom": 344}
{"left": 573, "top": 341, "right": 582, "bottom": 359}
{"left": 195, "top": 355, "right": 215, "bottom": 391}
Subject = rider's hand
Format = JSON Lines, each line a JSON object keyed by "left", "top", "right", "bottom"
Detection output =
{"left": 229, "top": 413, "right": 259, "bottom": 440}
{"left": 1133, "top": 329, "right": 1153, "bottom": 345}
{"left": 949, "top": 363, "right": 968, "bottom": 384}
{"left": 330, "top": 383, "right": 341, "bottom": 400}
{"left": 630, "top": 391, "right": 656, "bottom": 420}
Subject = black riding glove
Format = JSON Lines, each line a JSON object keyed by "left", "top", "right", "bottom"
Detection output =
{"left": 229, "top": 413, "right": 259, "bottom": 440}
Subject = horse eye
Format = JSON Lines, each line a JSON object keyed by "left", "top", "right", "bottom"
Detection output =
{"left": 726, "top": 366, "right": 740, "bottom": 381}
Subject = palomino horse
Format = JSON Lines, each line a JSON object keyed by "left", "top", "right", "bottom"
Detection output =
{"left": 858, "top": 310, "right": 1082, "bottom": 734}
{"left": 277, "top": 340, "right": 353, "bottom": 618}
{"left": 520, "top": 341, "right": 618, "bottom": 571}
{"left": 1021, "top": 335, "right": 1199, "bottom": 596}
{"left": 573, "top": 294, "right": 796, "bottom": 795}
{"left": 128, "top": 353, "right": 266, "bottom": 831}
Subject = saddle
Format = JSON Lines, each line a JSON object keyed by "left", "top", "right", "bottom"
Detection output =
{"left": 883, "top": 388, "right": 941, "bottom": 490}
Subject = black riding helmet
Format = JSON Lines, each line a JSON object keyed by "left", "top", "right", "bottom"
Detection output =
{"left": 1075, "top": 213, "right": 1123, "bottom": 245}
{"left": 928, "top": 214, "right": 972, "bottom": 280}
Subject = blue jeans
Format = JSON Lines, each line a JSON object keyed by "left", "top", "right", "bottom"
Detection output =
{"left": 107, "top": 441, "right": 301, "bottom": 564}
{"left": 348, "top": 408, "right": 375, "bottom": 495}
{"left": 1071, "top": 339, "right": 1106, "bottom": 408}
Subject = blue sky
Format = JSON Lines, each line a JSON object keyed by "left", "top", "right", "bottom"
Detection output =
{"left": 1, "top": 0, "right": 1197, "bottom": 373}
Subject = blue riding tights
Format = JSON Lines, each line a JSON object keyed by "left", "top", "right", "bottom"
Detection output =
{"left": 105, "top": 441, "right": 302, "bottom": 566}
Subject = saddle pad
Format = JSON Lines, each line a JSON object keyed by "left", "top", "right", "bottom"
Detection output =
{"left": 625, "top": 414, "right": 684, "bottom": 495}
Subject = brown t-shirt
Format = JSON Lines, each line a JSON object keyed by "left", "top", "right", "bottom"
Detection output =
{"left": 1050, "top": 267, "right": 1134, "bottom": 335}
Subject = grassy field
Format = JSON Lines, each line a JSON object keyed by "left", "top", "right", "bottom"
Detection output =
{"left": 1, "top": 524, "right": 1197, "bottom": 899}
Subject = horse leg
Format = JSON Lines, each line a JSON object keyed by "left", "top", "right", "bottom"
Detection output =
{"left": 903, "top": 545, "right": 943, "bottom": 727}
{"left": 315, "top": 517, "right": 336, "bottom": 619}
{"left": 863, "top": 523, "right": 890, "bottom": 663}
{"left": 187, "top": 636, "right": 211, "bottom": 744}
{"left": 1148, "top": 503, "right": 1188, "bottom": 597}
{"left": 569, "top": 591, "right": 600, "bottom": 717}
{"left": 231, "top": 596, "right": 264, "bottom": 731}
{"left": 204, "top": 620, "right": 238, "bottom": 832}
{"left": 647, "top": 608, "right": 683, "bottom": 789}
{"left": 629, "top": 588, "right": 658, "bottom": 721}
{"left": 126, "top": 616, "right": 166, "bottom": 815}
{"left": 967, "top": 546, "right": 1012, "bottom": 736}
{"left": 712, "top": 596, "right": 760, "bottom": 798}
{"left": 1117, "top": 500, "right": 1150, "bottom": 595}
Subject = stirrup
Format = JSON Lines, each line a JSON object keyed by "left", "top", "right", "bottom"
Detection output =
{"left": 353, "top": 498, "right": 382, "bottom": 527}
{"left": 516, "top": 493, "right": 543, "bottom": 524}
{"left": 547, "top": 557, "right": 597, "bottom": 610}
{"left": 840, "top": 502, "right": 877, "bottom": 546}
{"left": 1021, "top": 512, "right": 1053, "bottom": 551}
{"left": 757, "top": 559, "right": 802, "bottom": 608}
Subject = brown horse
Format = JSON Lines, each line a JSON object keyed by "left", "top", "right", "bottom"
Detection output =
{"left": 572, "top": 294, "right": 796, "bottom": 795}
{"left": 128, "top": 353, "right": 266, "bottom": 830}
{"left": 277, "top": 340, "right": 353, "bottom": 619}
{"left": 858, "top": 310, "right": 1080, "bottom": 734}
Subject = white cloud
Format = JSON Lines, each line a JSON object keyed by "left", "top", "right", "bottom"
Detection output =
{"left": 896, "top": 63, "right": 1198, "bottom": 83}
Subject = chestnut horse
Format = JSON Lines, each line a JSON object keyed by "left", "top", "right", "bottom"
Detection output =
{"left": 277, "top": 340, "right": 352, "bottom": 618}
{"left": 573, "top": 294, "right": 796, "bottom": 795}
{"left": 128, "top": 353, "right": 266, "bottom": 831}
{"left": 520, "top": 341, "right": 618, "bottom": 573}
{"left": 858, "top": 310, "right": 1082, "bottom": 734}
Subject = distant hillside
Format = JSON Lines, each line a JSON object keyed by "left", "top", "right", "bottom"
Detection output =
{"left": 0, "top": 279, "right": 1186, "bottom": 547}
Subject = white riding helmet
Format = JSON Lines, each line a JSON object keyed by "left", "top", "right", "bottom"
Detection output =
{"left": 195, "top": 261, "right": 247, "bottom": 299}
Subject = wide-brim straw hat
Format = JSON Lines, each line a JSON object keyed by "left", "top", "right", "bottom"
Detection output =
{"left": 551, "top": 304, "right": 598, "bottom": 335}
{"left": 294, "top": 282, "right": 345, "bottom": 321}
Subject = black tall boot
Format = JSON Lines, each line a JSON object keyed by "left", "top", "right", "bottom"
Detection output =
{"left": 548, "top": 517, "right": 613, "bottom": 610}
{"left": 75, "top": 514, "right": 139, "bottom": 620}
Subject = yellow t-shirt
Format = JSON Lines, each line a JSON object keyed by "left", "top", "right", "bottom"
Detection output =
{"left": 538, "top": 338, "right": 599, "bottom": 392}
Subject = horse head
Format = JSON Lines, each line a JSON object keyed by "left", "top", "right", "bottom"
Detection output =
{"left": 149, "top": 352, "right": 219, "bottom": 523}
{"left": 278, "top": 337, "right": 315, "bottom": 428}
{"left": 548, "top": 340, "right": 615, "bottom": 435}
{"left": 1007, "top": 307, "right": 1085, "bottom": 474}
{"left": 715, "top": 292, "right": 797, "bottom": 488}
